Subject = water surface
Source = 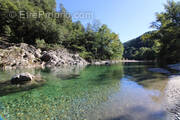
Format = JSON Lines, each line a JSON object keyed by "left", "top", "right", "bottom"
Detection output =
{"left": 0, "top": 63, "right": 170, "bottom": 120}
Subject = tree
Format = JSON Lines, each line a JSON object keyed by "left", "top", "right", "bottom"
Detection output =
{"left": 151, "top": 0, "right": 180, "bottom": 63}
{"left": 0, "top": 1, "right": 124, "bottom": 61}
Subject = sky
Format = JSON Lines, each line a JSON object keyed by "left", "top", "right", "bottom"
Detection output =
{"left": 56, "top": 0, "right": 179, "bottom": 43}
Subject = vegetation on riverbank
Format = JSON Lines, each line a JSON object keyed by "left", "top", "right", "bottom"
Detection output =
{"left": 124, "top": 0, "right": 180, "bottom": 64}
{"left": 0, "top": 0, "right": 180, "bottom": 64}
{"left": 0, "top": 0, "right": 124, "bottom": 62}
{"left": 123, "top": 31, "right": 159, "bottom": 60}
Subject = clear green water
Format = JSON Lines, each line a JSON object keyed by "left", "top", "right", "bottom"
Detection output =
{"left": 0, "top": 63, "right": 169, "bottom": 120}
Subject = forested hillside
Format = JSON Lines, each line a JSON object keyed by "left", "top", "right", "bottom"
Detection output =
{"left": 123, "top": 31, "right": 159, "bottom": 60}
{"left": 124, "top": 0, "right": 180, "bottom": 64}
{"left": 0, "top": 0, "right": 124, "bottom": 62}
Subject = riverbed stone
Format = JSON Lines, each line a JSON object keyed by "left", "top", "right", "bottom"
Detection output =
{"left": 11, "top": 73, "right": 34, "bottom": 84}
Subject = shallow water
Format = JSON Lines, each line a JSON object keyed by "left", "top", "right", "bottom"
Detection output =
{"left": 0, "top": 63, "right": 171, "bottom": 120}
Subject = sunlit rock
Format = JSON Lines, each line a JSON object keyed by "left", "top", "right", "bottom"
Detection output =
{"left": 11, "top": 73, "right": 34, "bottom": 84}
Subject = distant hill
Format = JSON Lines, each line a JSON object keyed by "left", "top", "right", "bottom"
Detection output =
{"left": 123, "top": 32, "right": 156, "bottom": 60}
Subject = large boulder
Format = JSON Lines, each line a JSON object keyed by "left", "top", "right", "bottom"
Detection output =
{"left": 41, "top": 52, "right": 59, "bottom": 62}
{"left": 11, "top": 73, "right": 34, "bottom": 84}
{"left": 41, "top": 50, "right": 88, "bottom": 67}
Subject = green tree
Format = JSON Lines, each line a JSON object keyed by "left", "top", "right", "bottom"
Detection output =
{"left": 151, "top": 0, "right": 180, "bottom": 63}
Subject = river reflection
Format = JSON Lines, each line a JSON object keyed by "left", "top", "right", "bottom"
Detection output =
{"left": 0, "top": 63, "right": 172, "bottom": 120}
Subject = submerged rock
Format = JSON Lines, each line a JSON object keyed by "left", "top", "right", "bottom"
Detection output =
{"left": 168, "top": 63, "right": 180, "bottom": 71}
{"left": 11, "top": 73, "right": 34, "bottom": 84}
{"left": 0, "top": 72, "right": 44, "bottom": 96}
{"left": 148, "top": 68, "right": 171, "bottom": 74}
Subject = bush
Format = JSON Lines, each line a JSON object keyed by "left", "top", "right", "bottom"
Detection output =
{"left": 79, "top": 51, "right": 93, "bottom": 62}
{"left": 36, "top": 39, "right": 46, "bottom": 49}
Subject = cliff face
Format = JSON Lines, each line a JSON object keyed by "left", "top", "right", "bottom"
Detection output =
{"left": 0, "top": 43, "right": 88, "bottom": 70}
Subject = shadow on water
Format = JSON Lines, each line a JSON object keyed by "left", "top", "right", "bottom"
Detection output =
{"left": 0, "top": 80, "right": 44, "bottom": 97}
{"left": 105, "top": 109, "right": 166, "bottom": 120}
{"left": 0, "top": 68, "right": 45, "bottom": 97}
{"left": 123, "top": 62, "right": 168, "bottom": 83}
{"left": 103, "top": 103, "right": 167, "bottom": 120}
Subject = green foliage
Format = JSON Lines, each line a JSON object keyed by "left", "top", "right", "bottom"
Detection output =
{"left": 0, "top": 0, "right": 123, "bottom": 60}
{"left": 3, "top": 25, "right": 12, "bottom": 36}
{"left": 124, "top": 32, "right": 158, "bottom": 60}
{"left": 35, "top": 38, "right": 46, "bottom": 48}
{"left": 150, "top": 0, "right": 180, "bottom": 63}
{"left": 124, "top": 0, "right": 180, "bottom": 63}
{"left": 79, "top": 51, "right": 94, "bottom": 62}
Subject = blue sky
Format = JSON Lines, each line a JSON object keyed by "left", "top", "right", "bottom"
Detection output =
{"left": 56, "top": 0, "right": 179, "bottom": 43}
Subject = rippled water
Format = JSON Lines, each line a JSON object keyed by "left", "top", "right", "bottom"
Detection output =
{"left": 0, "top": 63, "right": 171, "bottom": 120}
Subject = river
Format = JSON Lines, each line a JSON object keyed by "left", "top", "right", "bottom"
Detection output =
{"left": 0, "top": 63, "right": 178, "bottom": 120}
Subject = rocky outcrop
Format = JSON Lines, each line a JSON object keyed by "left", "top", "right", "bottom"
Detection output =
{"left": 0, "top": 43, "right": 43, "bottom": 70}
{"left": 41, "top": 50, "right": 88, "bottom": 68}
{"left": 0, "top": 43, "right": 88, "bottom": 70}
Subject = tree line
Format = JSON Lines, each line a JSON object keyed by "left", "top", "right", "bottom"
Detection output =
{"left": 124, "top": 0, "right": 180, "bottom": 64}
{"left": 1, "top": 0, "right": 179, "bottom": 64}
{"left": 123, "top": 31, "right": 158, "bottom": 60}
{"left": 0, "top": 0, "right": 124, "bottom": 62}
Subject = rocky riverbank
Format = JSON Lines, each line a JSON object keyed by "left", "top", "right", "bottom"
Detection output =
{"left": 149, "top": 63, "right": 180, "bottom": 120}
{"left": 0, "top": 43, "right": 88, "bottom": 70}
{"left": 166, "top": 64, "right": 180, "bottom": 120}
{"left": 165, "top": 75, "right": 180, "bottom": 120}
{"left": 148, "top": 63, "right": 180, "bottom": 75}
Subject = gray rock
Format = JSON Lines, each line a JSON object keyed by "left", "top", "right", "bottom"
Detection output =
{"left": 105, "top": 61, "right": 111, "bottom": 65}
{"left": 41, "top": 53, "right": 53, "bottom": 62}
{"left": 94, "top": 62, "right": 101, "bottom": 65}
{"left": 35, "top": 49, "right": 42, "bottom": 58}
{"left": 41, "top": 50, "right": 88, "bottom": 68}
{"left": 168, "top": 63, "right": 180, "bottom": 71}
{"left": 92, "top": 61, "right": 111, "bottom": 65}
{"left": 0, "top": 43, "right": 88, "bottom": 69}
{"left": 11, "top": 73, "right": 34, "bottom": 84}
{"left": 148, "top": 68, "right": 171, "bottom": 74}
